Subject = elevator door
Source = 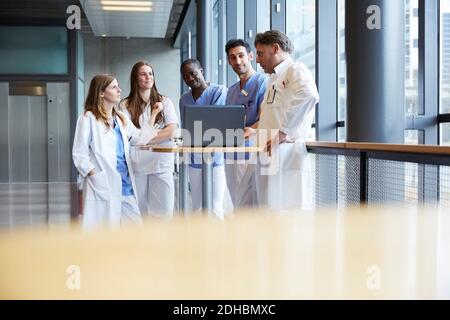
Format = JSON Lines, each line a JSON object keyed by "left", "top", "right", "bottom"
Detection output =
{"left": 0, "top": 82, "right": 72, "bottom": 227}
{"left": 8, "top": 95, "right": 48, "bottom": 182}
{"left": 0, "top": 82, "right": 70, "bottom": 183}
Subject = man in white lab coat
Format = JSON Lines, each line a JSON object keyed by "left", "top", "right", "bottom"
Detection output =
{"left": 253, "top": 30, "right": 319, "bottom": 211}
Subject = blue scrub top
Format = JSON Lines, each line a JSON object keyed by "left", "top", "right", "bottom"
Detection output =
{"left": 113, "top": 118, "right": 133, "bottom": 196}
{"left": 226, "top": 72, "right": 267, "bottom": 127}
{"left": 225, "top": 73, "right": 267, "bottom": 160}
{"left": 179, "top": 84, "right": 227, "bottom": 123}
{"left": 179, "top": 84, "right": 227, "bottom": 169}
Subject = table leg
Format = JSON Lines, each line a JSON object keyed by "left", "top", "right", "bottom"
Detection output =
{"left": 202, "top": 152, "right": 213, "bottom": 214}
{"left": 179, "top": 152, "right": 189, "bottom": 215}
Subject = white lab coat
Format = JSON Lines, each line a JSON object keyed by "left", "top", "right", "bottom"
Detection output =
{"left": 189, "top": 165, "right": 228, "bottom": 219}
{"left": 119, "top": 98, "right": 178, "bottom": 217}
{"left": 72, "top": 111, "right": 157, "bottom": 229}
{"left": 224, "top": 137, "right": 258, "bottom": 208}
{"left": 255, "top": 57, "right": 319, "bottom": 211}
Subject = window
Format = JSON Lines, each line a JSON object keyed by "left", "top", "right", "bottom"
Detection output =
{"left": 440, "top": 123, "right": 450, "bottom": 145}
{"left": 405, "top": 0, "right": 419, "bottom": 116}
{"left": 220, "top": 0, "right": 227, "bottom": 85}
{"left": 405, "top": 129, "right": 423, "bottom": 144}
{"left": 257, "top": 0, "right": 271, "bottom": 33}
{"left": 256, "top": 0, "right": 271, "bottom": 75}
{"left": 338, "top": 0, "right": 346, "bottom": 142}
{"left": 440, "top": 0, "right": 450, "bottom": 144}
{"left": 237, "top": 0, "right": 244, "bottom": 39}
{"left": 441, "top": 0, "right": 450, "bottom": 114}
{"left": 0, "top": 26, "right": 68, "bottom": 74}
{"left": 286, "top": 0, "right": 316, "bottom": 78}
{"left": 212, "top": 0, "right": 219, "bottom": 84}
{"left": 286, "top": 0, "right": 316, "bottom": 140}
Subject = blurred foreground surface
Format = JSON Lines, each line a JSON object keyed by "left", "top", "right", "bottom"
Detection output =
{"left": 1, "top": 206, "right": 450, "bottom": 299}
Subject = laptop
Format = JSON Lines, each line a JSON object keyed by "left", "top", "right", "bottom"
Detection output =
{"left": 182, "top": 105, "right": 246, "bottom": 147}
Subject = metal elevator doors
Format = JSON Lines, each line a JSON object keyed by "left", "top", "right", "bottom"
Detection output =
{"left": 0, "top": 82, "right": 72, "bottom": 227}
{"left": 0, "top": 82, "right": 71, "bottom": 183}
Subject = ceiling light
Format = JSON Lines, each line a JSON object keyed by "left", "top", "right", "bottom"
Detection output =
{"left": 102, "top": 6, "right": 152, "bottom": 12}
{"left": 101, "top": 1, "right": 152, "bottom": 6}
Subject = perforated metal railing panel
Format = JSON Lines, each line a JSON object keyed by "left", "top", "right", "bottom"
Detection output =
{"left": 368, "top": 159, "right": 415, "bottom": 205}
{"left": 338, "top": 155, "right": 360, "bottom": 207}
{"left": 309, "top": 150, "right": 450, "bottom": 209}
{"left": 310, "top": 153, "right": 360, "bottom": 208}
{"left": 367, "top": 159, "right": 450, "bottom": 206}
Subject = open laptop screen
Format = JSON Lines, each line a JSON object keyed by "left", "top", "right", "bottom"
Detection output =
{"left": 182, "top": 105, "right": 245, "bottom": 147}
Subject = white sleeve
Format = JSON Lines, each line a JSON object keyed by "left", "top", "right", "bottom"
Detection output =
{"left": 163, "top": 97, "right": 179, "bottom": 126}
{"left": 280, "top": 63, "right": 320, "bottom": 138}
{"left": 72, "top": 114, "right": 96, "bottom": 178}
{"left": 123, "top": 112, "right": 158, "bottom": 145}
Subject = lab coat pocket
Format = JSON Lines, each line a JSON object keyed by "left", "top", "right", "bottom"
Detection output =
{"left": 130, "top": 146, "right": 140, "bottom": 171}
{"left": 279, "top": 142, "right": 307, "bottom": 171}
{"left": 85, "top": 171, "right": 110, "bottom": 201}
{"left": 266, "top": 84, "right": 283, "bottom": 107}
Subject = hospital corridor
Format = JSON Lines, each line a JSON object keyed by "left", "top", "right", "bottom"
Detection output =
{"left": 1, "top": 0, "right": 450, "bottom": 303}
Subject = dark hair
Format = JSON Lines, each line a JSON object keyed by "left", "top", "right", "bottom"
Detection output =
{"left": 225, "top": 39, "right": 252, "bottom": 56}
{"left": 254, "top": 30, "right": 294, "bottom": 54}
{"left": 180, "top": 58, "right": 203, "bottom": 72}
{"left": 124, "top": 61, "right": 163, "bottom": 128}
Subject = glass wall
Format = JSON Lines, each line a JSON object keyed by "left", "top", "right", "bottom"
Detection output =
{"left": 338, "top": 0, "right": 346, "bottom": 142}
{"left": 176, "top": 0, "right": 448, "bottom": 146}
{"left": 405, "top": 0, "right": 419, "bottom": 117}
{"left": 257, "top": 0, "right": 271, "bottom": 33}
{"left": 441, "top": 0, "right": 450, "bottom": 114}
{"left": 236, "top": 0, "right": 245, "bottom": 40}
{"left": 256, "top": 0, "right": 271, "bottom": 75}
{"left": 440, "top": 0, "right": 450, "bottom": 145}
{"left": 219, "top": 0, "right": 227, "bottom": 85}
{"left": 286, "top": 0, "right": 316, "bottom": 140}
{"left": 0, "top": 26, "right": 68, "bottom": 74}
{"left": 286, "top": 0, "right": 316, "bottom": 78}
{"left": 212, "top": 0, "right": 220, "bottom": 84}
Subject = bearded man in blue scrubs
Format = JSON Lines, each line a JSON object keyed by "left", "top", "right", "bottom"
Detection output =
{"left": 224, "top": 39, "right": 267, "bottom": 209}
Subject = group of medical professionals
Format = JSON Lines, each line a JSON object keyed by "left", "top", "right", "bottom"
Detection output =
{"left": 72, "top": 30, "right": 320, "bottom": 229}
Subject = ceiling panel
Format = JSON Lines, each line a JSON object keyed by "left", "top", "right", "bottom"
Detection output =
{"left": 80, "top": 0, "right": 173, "bottom": 38}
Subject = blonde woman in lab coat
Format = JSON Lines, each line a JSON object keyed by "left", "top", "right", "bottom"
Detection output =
{"left": 72, "top": 74, "right": 162, "bottom": 229}
{"left": 120, "top": 61, "right": 178, "bottom": 218}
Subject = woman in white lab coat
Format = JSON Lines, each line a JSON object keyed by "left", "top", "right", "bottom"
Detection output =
{"left": 72, "top": 74, "right": 162, "bottom": 229}
{"left": 120, "top": 61, "right": 178, "bottom": 218}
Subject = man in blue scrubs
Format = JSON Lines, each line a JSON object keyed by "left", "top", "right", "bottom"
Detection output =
{"left": 224, "top": 39, "right": 267, "bottom": 208}
{"left": 179, "top": 59, "right": 228, "bottom": 218}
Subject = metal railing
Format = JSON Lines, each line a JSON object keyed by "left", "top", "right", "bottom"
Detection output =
{"left": 2, "top": 142, "right": 450, "bottom": 228}
{"left": 307, "top": 142, "right": 450, "bottom": 208}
